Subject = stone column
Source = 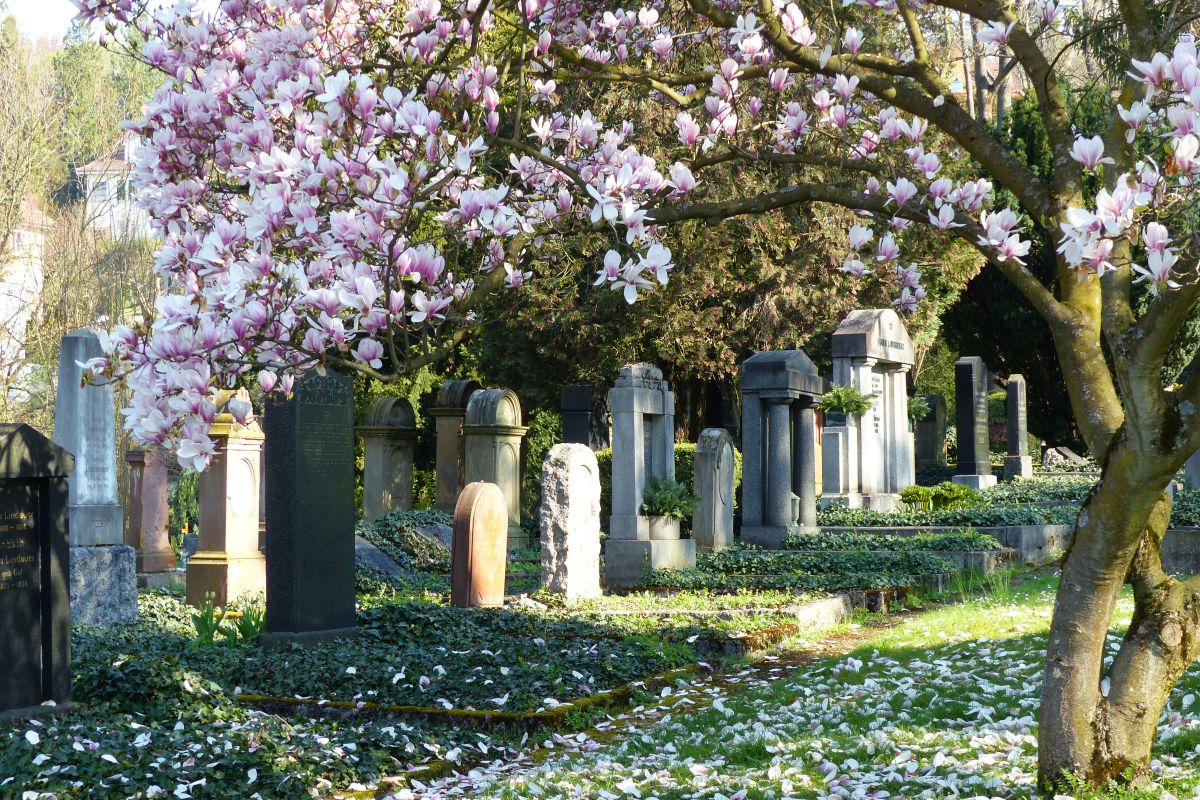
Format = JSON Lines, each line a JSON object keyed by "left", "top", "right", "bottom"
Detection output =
{"left": 359, "top": 397, "right": 419, "bottom": 522}
{"left": 137, "top": 448, "right": 176, "bottom": 583}
{"left": 692, "top": 428, "right": 735, "bottom": 552}
{"left": 53, "top": 330, "right": 135, "bottom": 626}
{"left": 430, "top": 379, "right": 481, "bottom": 513}
{"left": 952, "top": 357, "right": 997, "bottom": 490}
{"left": 187, "top": 391, "right": 267, "bottom": 608}
{"left": 765, "top": 399, "right": 795, "bottom": 529}
{"left": 124, "top": 449, "right": 145, "bottom": 554}
{"left": 463, "top": 388, "right": 529, "bottom": 548}
{"left": 794, "top": 404, "right": 818, "bottom": 529}
{"left": 886, "top": 366, "right": 915, "bottom": 497}
{"left": 1004, "top": 374, "right": 1034, "bottom": 480}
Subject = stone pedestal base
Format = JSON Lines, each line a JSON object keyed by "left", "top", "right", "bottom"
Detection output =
{"left": 604, "top": 538, "right": 695, "bottom": 588}
{"left": 70, "top": 545, "right": 137, "bottom": 626}
{"left": 609, "top": 514, "right": 649, "bottom": 540}
{"left": 952, "top": 474, "right": 998, "bottom": 491}
{"left": 68, "top": 503, "right": 124, "bottom": 547}
{"left": 1004, "top": 455, "right": 1034, "bottom": 481}
{"left": 862, "top": 493, "right": 902, "bottom": 512}
{"left": 186, "top": 550, "right": 266, "bottom": 608}
{"left": 136, "top": 547, "right": 177, "bottom": 574}
{"left": 138, "top": 571, "right": 183, "bottom": 590}
{"left": 259, "top": 627, "right": 357, "bottom": 648}
{"left": 740, "top": 524, "right": 816, "bottom": 549}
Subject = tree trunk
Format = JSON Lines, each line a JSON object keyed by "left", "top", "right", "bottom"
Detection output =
{"left": 1038, "top": 449, "right": 1200, "bottom": 790}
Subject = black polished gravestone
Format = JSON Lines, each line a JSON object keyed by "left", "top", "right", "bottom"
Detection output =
{"left": 0, "top": 425, "right": 72, "bottom": 715}
{"left": 261, "top": 371, "right": 357, "bottom": 645}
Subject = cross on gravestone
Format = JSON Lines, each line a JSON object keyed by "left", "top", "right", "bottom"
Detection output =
{"left": 450, "top": 482, "right": 508, "bottom": 608}
{"left": 53, "top": 331, "right": 136, "bottom": 626}
{"left": 261, "top": 371, "right": 357, "bottom": 645}
{"left": 741, "top": 350, "right": 826, "bottom": 548}
{"left": 0, "top": 425, "right": 72, "bottom": 715}
{"left": 604, "top": 364, "right": 693, "bottom": 587}
{"left": 1004, "top": 375, "right": 1034, "bottom": 480}
{"left": 560, "top": 384, "right": 611, "bottom": 450}
{"left": 430, "top": 379, "right": 482, "bottom": 513}
{"left": 824, "top": 310, "right": 916, "bottom": 511}
{"left": 359, "top": 397, "right": 419, "bottom": 522}
{"left": 953, "top": 357, "right": 997, "bottom": 490}
{"left": 915, "top": 394, "right": 948, "bottom": 467}
{"left": 692, "top": 428, "right": 735, "bottom": 552}
{"left": 539, "top": 443, "right": 602, "bottom": 601}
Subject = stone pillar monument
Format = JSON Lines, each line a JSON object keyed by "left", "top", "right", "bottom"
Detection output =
{"left": 560, "top": 384, "right": 610, "bottom": 450}
{"left": 53, "top": 330, "right": 136, "bottom": 625}
{"left": 915, "top": 394, "right": 948, "bottom": 466}
{"left": 953, "top": 357, "right": 997, "bottom": 489}
{"left": 605, "top": 364, "right": 691, "bottom": 586}
{"left": 187, "top": 390, "right": 267, "bottom": 608}
{"left": 692, "top": 427, "right": 735, "bottom": 552}
{"left": 430, "top": 379, "right": 482, "bottom": 513}
{"left": 539, "top": 443, "right": 602, "bottom": 600}
{"left": 1004, "top": 375, "right": 1034, "bottom": 480}
{"left": 126, "top": 448, "right": 176, "bottom": 587}
{"left": 741, "top": 350, "right": 826, "bottom": 547}
{"left": 463, "top": 388, "right": 529, "bottom": 549}
{"left": 359, "top": 396, "right": 419, "bottom": 522}
{"left": 823, "top": 310, "right": 916, "bottom": 510}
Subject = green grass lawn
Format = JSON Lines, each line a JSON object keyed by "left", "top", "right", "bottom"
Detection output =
{"left": 429, "top": 574, "right": 1200, "bottom": 800}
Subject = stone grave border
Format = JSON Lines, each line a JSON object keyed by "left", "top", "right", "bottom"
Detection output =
{"left": 818, "top": 523, "right": 1072, "bottom": 566}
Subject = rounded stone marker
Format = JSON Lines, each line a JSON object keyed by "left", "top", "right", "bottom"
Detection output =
{"left": 450, "top": 482, "right": 508, "bottom": 608}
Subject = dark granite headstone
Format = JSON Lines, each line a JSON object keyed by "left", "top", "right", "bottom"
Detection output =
{"left": 915, "top": 394, "right": 948, "bottom": 466}
{"left": 262, "top": 371, "right": 357, "bottom": 644}
{"left": 954, "top": 357, "right": 991, "bottom": 476}
{"left": 0, "top": 424, "right": 72, "bottom": 715}
{"left": 181, "top": 532, "right": 199, "bottom": 560}
{"left": 560, "top": 384, "right": 610, "bottom": 450}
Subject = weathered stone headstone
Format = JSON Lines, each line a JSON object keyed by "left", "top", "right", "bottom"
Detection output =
{"left": 539, "top": 444, "right": 602, "bottom": 600}
{"left": 0, "top": 424, "right": 72, "bottom": 714}
{"left": 262, "top": 371, "right": 357, "bottom": 644}
{"left": 605, "top": 364, "right": 693, "bottom": 587}
{"left": 451, "top": 482, "right": 508, "bottom": 607}
{"left": 692, "top": 428, "right": 736, "bottom": 552}
{"left": 1004, "top": 375, "right": 1034, "bottom": 480}
{"left": 431, "top": 379, "right": 482, "bottom": 513}
{"left": 914, "top": 394, "right": 948, "bottom": 466}
{"left": 823, "top": 310, "right": 916, "bottom": 510}
{"left": 53, "top": 330, "right": 136, "bottom": 625}
{"left": 181, "top": 532, "right": 199, "bottom": 563}
{"left": 463, "top": 388, "right": 529, "bottom": 549}
{"left": 125, "top": 448, "right": 176, "bottom": 587}
{"left": 742, "top": 351, "right": 826, "bottom": 547}
{"left": 953, "top": 356, "right": 997, "bottom": 489}
{"left": 359, "top": 396, "right": 419, "bottom": 522}
{"left": 187, "top": 390, "right": 267, "bottom": 608}
{"left": 560, "top": 384, "right": 611, "bottom": 450}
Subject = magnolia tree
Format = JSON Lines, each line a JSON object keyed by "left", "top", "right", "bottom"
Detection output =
{"left": 78, "top": 0, "right": 1199, "bottom": 788}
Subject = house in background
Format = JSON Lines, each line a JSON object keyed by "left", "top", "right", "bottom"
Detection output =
{"left": 75, "top": 135, "right": 152, "bottom": 240}
{"left": 0, "top": 197, "right": 52, "bottom": 402}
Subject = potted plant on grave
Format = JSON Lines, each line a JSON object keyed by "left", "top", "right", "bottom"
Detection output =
{"left": 816, "top": 385, "right": 876, "bottom": 423}
{"left": 640, "top": 476, "right": 696, "bottom": 540}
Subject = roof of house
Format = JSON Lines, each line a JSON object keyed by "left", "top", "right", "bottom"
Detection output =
{"left": 76, "top": 135, "right": 137, "bottom": 177}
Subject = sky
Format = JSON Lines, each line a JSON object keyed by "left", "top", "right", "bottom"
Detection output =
{"left": 5, "top": 0, "right": 80, "bottom": 43}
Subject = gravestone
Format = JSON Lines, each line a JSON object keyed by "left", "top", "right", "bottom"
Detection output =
{"left": 741, "top": 351, "right": 826, "bottom": 547}
{"left": 187, "top": 390, "right": 267, "bottom": 608}
{"left": 914, "top": 394, "right": 948, "bottom": 467}
{"left": 431, "top": 379, "right": 482, "bottom": 513}
{"left": 1004, "top": 375, "right": 1034, "bottom": 480}
{"left": 262, "top": 371, "right": 357, "bottom": 644}
{"left": 692, "top": 428, "right": 736, "bottom": 552}
{"left": 463, "top": 389, "right": 529, "bottom": 549}
{"left": 560, "top": 384, "right": 611, "bottom": 450}
{"left": 450, "top": 482, "right": 508, "bottom": 607}
{"left": 359, "top": 396, "right": 419, "bottom": 522}
{"left": 181, "top": 532, "right": 199, "bottom": 564}
{"left": 0, "top": 425, "right": 71, "bottom": 715}
{"left": 953, "top": 356, "right": 997, "bottom": 489}
{"left": 823, "top": 310, "right": 916, "bottom": 510}
{"left": 53, "top": 330, "right": 136, "bottom": 625}
{"left": 539, "top": 444, "right": 602, "bottom": 600}
{"left": 1186, "top": 450, "right": 1200, "bottom": 490}
{"left": 125, "top": 448, "right": 175, "bottom": 587}
{"left": 605, "top": 364, "right": 693, "bottom": 587}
